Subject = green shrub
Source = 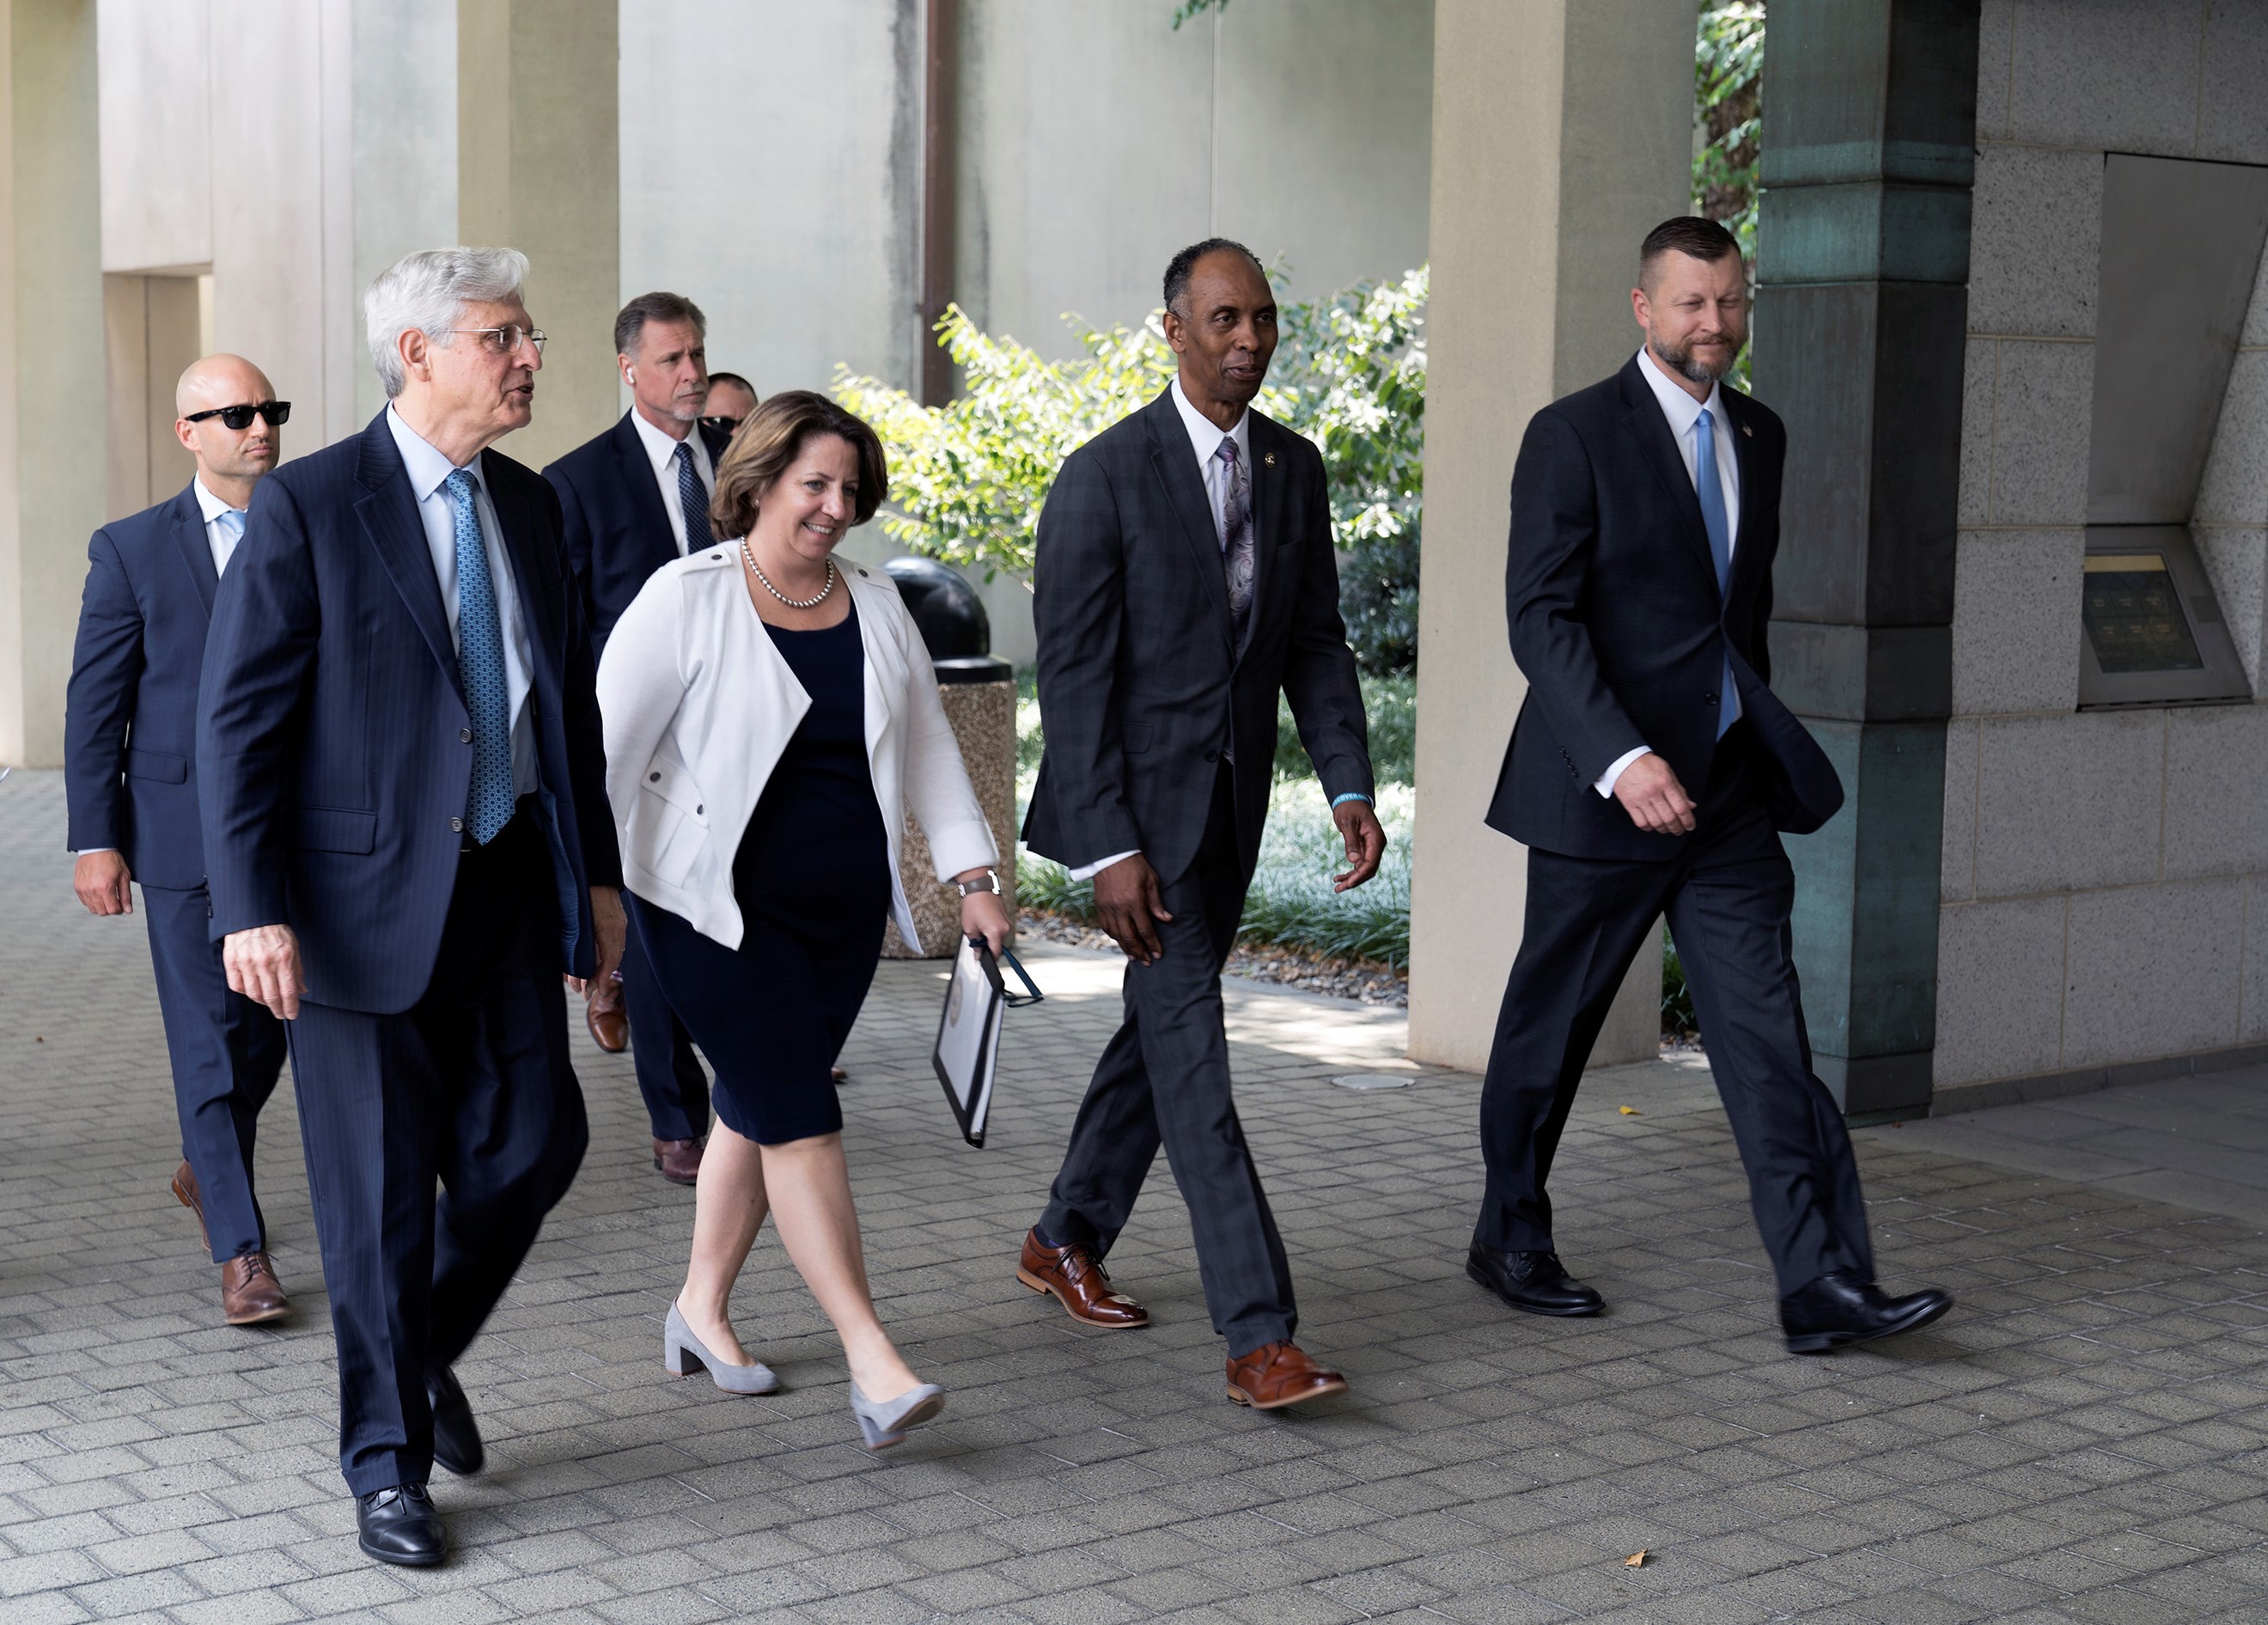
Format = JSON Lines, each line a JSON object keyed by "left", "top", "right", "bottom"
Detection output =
{"left": 1273, "top": 669, "right": 1413, "bottom": 785}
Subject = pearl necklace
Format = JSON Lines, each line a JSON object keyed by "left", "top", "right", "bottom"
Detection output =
{"left": 741, "top": 541, "right": 836, "bottom": 608}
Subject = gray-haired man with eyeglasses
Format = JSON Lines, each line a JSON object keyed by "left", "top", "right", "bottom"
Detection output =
{"left": 65, "top": 353, "right": 292, "bottom": 1332}
{"left": 197, "top": 247, "right": 624, "bottom": 1568}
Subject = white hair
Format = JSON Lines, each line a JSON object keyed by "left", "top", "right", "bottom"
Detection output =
{"left": 363, "top": 246, "right": 530, "bottom": 398}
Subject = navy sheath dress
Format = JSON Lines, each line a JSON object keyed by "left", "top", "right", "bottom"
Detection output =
{"left": 626, "top": 596, "right": 893, "bottom": 1145}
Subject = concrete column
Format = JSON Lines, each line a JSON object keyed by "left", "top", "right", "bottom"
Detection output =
{"left": 1753, "top": 0, "right": 1979, "bottom": 1115}
{"left": 458, "top": 0, "right": 618, "bottom": 472}
{"left": 0, "top": 0, "right": 103, "bottom": 767}
{"left": 1406, "top": 0, "right": 1692, "bottom": 1072}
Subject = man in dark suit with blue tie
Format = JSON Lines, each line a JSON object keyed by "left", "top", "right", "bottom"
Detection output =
{"left": 198, "top": 247, "right": 625, "bottom": 1567}
{"left": 65, "top": 353, "right": 291, "bottom": 1329}
{"left": 1468, "top": 217, "right": 1949, "bottom": 1355}
{"left": 543, "top": 292, "right": 732, "bottom": 1185}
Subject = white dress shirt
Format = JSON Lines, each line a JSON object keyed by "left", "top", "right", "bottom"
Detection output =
{"left": 387, "top": 406, "right": 540, "bottom": 797}
{"left": 1067, "top": 380, "right": 1258, "bottom": 883}
{"left": 1594, "top": 347, "right": 1746, "bottom": 797}
{"left": 191, "top": 477, "right": 247, "bottom": 577}
{"left": 630, "top": 407, "right": 714, "bottom": 556}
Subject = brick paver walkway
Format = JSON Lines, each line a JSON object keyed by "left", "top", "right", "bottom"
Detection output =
{"left": 3, "top": 766, "right": 2266, "bottom": 1623}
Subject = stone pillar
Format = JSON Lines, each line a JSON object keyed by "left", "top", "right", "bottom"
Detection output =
{"left": 0, "top": 0, "right": 103, "bottom": 767}
{"left": 1753, "top": 0, "right": 1979, "bottom": 1115}
{"left": 1407, "top": 0, "right": 1693, "bottom": 1072}
{"left": 457, "top": 0, "right": 619, "bottom": 473}
{"left": 882, "top": 676, "right": 1019, "bottom": 959}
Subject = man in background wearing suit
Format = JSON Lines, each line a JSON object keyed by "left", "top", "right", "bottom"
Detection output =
{"left": 1469, "top": 216, "right": 1950, "bottom": 1355}
{"left": 701, "top": 370, "right": 758, "bottom": 437}
{"left": 544, "top": 292, "right": 730, "bottom": 1185}
{"left": 200, "top": 247, "right": 624, "bottom": 1567}
{"left": 65, "top": 355, "right": 291, "bottom": 1328}
{"left": 1021, "top": 239, "right": 1385, "bottom": 1410}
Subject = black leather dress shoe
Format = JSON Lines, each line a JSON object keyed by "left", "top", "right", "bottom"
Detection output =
{"left": 356, "top": 1481, "right": 445, "bottom": 1567}
{"left": 1780, "top": 1270, "right": 1952, "bottom": 1354}
{"left": 426, "top": 1366, "right": 484, "bottom": 1476}
{"left": 1466, "top": 1246, "right": 1604, "bottom": 1316}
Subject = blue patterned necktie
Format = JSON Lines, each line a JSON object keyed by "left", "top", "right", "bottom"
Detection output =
{"left": 1693, "top": 408, "right": 1740, "bottom": 739}
{"left": 445, "top": 468, "right": 515, "bottom": 843}
{"left": 674, "top": 441, "right": 713, "bottom": 553}
{"left": 1215, "top": 437, "right": 1255, "bottom": 646}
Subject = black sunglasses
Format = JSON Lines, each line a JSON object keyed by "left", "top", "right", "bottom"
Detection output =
{"left": 184, "top": 400, "right": 291, "bottom": 431}
{"left": 698, "top": 414, "right": 742, "bottom": 437}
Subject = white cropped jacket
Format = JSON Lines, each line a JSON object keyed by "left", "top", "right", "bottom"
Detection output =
{"left": 595, "top": 547, "right": 998, "bottom": 950}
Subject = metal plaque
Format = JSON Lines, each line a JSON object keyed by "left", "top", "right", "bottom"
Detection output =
{"left": 2078, "top": 525, "right": 2252, "bottom": 707}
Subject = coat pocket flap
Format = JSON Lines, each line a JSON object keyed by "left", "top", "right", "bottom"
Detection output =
{"left": 638, "top": 757, "right": 709, "bottom": 822}
{"left": 125, "top": 748, "right": 188, "bottom": 785}
{"left": 295, "top": 806, "right": 378, "bottom": 854}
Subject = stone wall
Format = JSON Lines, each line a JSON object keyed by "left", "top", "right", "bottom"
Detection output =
{"left": 1934, "top": 0, "right": 2268, "bottom": 1100}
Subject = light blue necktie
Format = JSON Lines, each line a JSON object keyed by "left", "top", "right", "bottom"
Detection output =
{"left": 674, "top": 442, "right": 714, "bottom": 553}
{"left": 445, "top": 468, "right": 515, "bottom": 844}
{"left": 1693, "top": 408, "right": 1740, "bottom": 739}
{"left": 213, "top": 508, "right": 245, "bottom": 575}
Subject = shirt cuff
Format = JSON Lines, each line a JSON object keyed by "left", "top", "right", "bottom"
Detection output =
{"left": 1066, "top": 849, "right": 1140, "bottom": 883}
{"left": 1594, "top": 746, "right": 1650, "bottom": 799}
{"left": 73, "top": 847, "right": 119, "bottom": 856}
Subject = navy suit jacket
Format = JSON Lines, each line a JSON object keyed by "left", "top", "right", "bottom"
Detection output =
{"left": 544, "top": 412, "right": 732, "bottom": 661}
{"left": 198, "top": 411, "right": 624, "bottom": 1015}
{"left": 64, "top": 484, "right": 224, "bottom": 889}
{"left": 1485, "top": 357, "right": 1842, "bottom": 861}
{"left": 1021, "top": 389, "right": 1373, "bottom": 886}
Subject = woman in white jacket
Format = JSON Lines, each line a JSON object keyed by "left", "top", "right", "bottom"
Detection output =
{"left": 595, "top": 391, "right": 1009, "bottom": 1450}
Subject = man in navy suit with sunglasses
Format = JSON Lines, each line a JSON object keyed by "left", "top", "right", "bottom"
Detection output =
{"left": 67, "top": 354, "right": 293, "bottom": 1329}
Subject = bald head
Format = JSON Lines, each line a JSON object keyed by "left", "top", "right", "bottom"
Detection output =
{"left": 176, "top": 353, "right": 272, "bottom": 417}
{"left": 174, "top": 353, "right": 283, "bottom": 505}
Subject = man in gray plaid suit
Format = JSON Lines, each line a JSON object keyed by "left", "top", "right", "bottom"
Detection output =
{"left": 1017, "top": 238, "right": 1387, "bottom": 1411}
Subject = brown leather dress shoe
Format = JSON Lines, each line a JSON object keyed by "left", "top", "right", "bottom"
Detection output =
{"left": 222, "top": 1252, "right": 290, "bottom": 1325}
{"left": 586, "top": 997, "right": 628, "bottom": 1054}
{"left": 1226, "top": 1341, "right": 1347, "bottom": 1409}
{"left": 653, "top": 1138, "right": 703, "bottom": 1185}
{"left": 1016, "top": 1228, "right": 1149, "bottom": 1329}
{"left": 172, "top": 1159, "right": 210, "bottom": 1252}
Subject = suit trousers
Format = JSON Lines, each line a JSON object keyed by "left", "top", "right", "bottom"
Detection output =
{"left": 141, "top": 883, "right": 286, "bottom": 1262}
{"left": 1471, "top": 726, "right": 1875, "bottom": 1298}
{"left": 619, "top": 919, "right": 710, "bottom": 1143}
{"left": 286, "top": 808, "right": 588, "bottom": 1494}
{"left": 1040, "top": 765, "right": 1296, "bottom": 1357}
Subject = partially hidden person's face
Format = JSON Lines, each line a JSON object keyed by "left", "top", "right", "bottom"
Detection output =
{"left": 1165, "top": 250, "right": 1278, "bottom": 408}
{"left": 756, "top": 432, "right": 860, "bottom": 565}
{"left": 433, "top": 296, "right": 543, "bottom": 434}
{"left": 1634, "top": 249, "right": 1749, "bottom": 386}
{"left": 177, "top": 363, "right": 283, "bottom": 482}
{"left": 625, "top": 318, "right": 708, "bottom": 425}
{"left": 704, "top": 379, "right": 758, "bottom": 431}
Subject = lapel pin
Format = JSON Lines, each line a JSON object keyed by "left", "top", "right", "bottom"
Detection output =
{"left": 1263, "top": 452, "right": 1276, "bottom": 466}
{"left": 1741, "top": 425, "right": 1753, "bottom": 437}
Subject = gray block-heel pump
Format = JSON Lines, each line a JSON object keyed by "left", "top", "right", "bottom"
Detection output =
{"left": 663, "top": 1302, "right": 779, "bottom": 1394}
{"left": 850, "top": 1379, "right": 944, "bottom": 1450}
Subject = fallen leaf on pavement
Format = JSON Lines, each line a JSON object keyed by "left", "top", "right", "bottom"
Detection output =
{"left": 1619, "top": 1105, "right": 1638, "bottom": 1115}
{"left": 1625, "top": 1549, "right": 1648, "bottom": 1567}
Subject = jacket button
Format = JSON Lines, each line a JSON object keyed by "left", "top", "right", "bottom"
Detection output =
{"left": 449, "top": 816, "right": 464, "bottom": 833}
{"left": 649, "top": 771, "right": 661, "bottom": 782}
{"left": 1204, "top": 748, "right": 1220, "bottom": 762}
{"left": 460, "top": 728, "right": 472, "bottom": 742}
{"left": 1705, "top": 693, "right": 1719, "bottom": 706}
{"left": 695, "top": 804, "right": 703, "bottom": 815}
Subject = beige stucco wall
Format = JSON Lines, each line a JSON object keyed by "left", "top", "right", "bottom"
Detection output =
{"left": 1405, "top": 0, "right": 1692, "bottom": 1073}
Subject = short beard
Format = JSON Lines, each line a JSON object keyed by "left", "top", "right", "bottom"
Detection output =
{"left": 1649, "top": 333, "right": 1732, "bottom": 387}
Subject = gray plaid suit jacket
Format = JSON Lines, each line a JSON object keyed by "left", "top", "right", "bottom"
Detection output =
{"left": 1022, "top": 388, "right": 1374, "bottom": 886}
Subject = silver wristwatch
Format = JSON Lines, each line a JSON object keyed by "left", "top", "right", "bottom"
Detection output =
{"left": 955, "top": 868, "right": 1001, "bottom": 898}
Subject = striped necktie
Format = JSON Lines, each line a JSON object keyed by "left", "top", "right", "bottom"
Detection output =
{"left": 675, "top": 441, "right": 713, "bottom": 554}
